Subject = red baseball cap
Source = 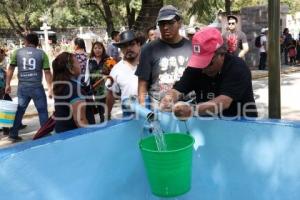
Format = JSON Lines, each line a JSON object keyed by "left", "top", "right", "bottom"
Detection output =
{"left": 187, "top": 27, "right": 224, "bottom": 69}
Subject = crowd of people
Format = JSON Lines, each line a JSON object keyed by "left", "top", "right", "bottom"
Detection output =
{"left": 280, "top": 28, "right": 300, "bottom": 66}
{"left": 1, "top": 4, "right": 299, "bottom": 142}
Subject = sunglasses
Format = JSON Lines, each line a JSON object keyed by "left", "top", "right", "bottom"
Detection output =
{"left": 158, "top": 20, "right": 177, "bottom": 27}
{"left": 228, "top": 22, "right": 236, "bottom": 25}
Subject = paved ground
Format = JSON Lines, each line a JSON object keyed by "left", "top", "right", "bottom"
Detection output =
{"left": 254, "top": 70, "right": 300, "bottom": 120}
{"left": 1, "top": 65, "right": 300, "bottom": 148}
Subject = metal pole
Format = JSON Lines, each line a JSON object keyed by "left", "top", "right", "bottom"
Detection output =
{"left": 268, "top": 0, "right": 281, "bottom": 119}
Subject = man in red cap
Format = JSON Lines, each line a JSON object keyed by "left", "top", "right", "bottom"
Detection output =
{"left": 160, "top": 27, "right": 257, "bottom": 118}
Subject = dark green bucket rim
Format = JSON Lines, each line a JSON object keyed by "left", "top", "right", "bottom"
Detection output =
{"left": 139, "top": 133, "right": 195, "bottom": 153}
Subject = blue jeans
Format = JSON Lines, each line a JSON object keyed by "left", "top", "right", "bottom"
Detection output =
{"left": 10, "top": 85, "right": 48, "bottom": 137}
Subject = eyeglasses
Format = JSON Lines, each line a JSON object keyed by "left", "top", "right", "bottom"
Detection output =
{"left": 119, "top": 40, "right": 137, "bottom": 49}
{"left": 228, "top": 22, "right": 236, "bottom": 25}
{"left": 158, "top": 20, "right": 177, "bottom": 27}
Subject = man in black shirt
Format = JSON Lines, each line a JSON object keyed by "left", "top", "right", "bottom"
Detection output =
{"left": 135, "top": 5, "right": 192, "bottom": 106}
{"left": 160, "top": 27, "right": 257, "bottom": 118}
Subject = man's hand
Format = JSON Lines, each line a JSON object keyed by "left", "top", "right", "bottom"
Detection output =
{"left": 173, "top": 101, "right": 193, "bottom": 121}
{"left": 5, "top": 85, "right": 11, "bottom": 94}
{"left": 159, "top": 94, "right": 174, "bottom": 112}
{"left": 48, "top": 89, "right": 53, "bottom": 99}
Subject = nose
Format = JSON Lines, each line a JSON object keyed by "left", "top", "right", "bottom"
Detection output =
{"left": 160, "top": 24, "right": 170, "bottom": 31}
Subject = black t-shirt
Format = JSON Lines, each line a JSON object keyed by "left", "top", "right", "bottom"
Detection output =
{"left": 135, "top": 38, "right": 192, "bottom": 101}
{"left": 174, "top": 54, "right": 257, "bottom": 117}
{"left": 54, "top": 80, "right": 94, "bottom": 133}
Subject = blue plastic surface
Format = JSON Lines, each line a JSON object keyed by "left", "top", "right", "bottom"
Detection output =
{"left": 1, "top": 114, "right": 300, "bottom": 200}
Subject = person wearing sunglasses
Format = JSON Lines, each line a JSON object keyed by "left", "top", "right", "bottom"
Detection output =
{"left": 106, "top": 30, "right": 141, "bottom": 119}
{"left": 135, "top": 5, "right": 192, "bottom": 108}
{"left": 160, "top": 27, "right": 257, "bottom": 119}
{"left": 222, "top": 15, "right": 249, "bottom": 59}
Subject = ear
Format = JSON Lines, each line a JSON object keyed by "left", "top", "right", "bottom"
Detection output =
{"left": 69, "top": 67, "right": 76, "bottom": 75}
{"left": 66, "top": 64, "right": 75, "bottom": 75}
{"left": 178, "top": 20, "right": 182, "bottom": 28}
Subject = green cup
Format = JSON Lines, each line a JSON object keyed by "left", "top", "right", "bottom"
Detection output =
{"left": 139, "top": 133, "right": 194, "bottom": 197}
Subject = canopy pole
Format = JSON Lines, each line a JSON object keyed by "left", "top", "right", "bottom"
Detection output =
{"left": 268, "top": 0, "right": 281, "bottom": 119}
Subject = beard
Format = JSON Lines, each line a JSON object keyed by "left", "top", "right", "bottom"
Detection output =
{"left": 124, "top": 51, "right": 138, "bottom": 62}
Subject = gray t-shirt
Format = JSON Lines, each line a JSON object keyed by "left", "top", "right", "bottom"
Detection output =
{"left": 135, "top": 38, "right": 192, "bottom": 100}
{"left": 107, "top": 42, "right": 121, "bottom": 62}
{"left": 10, "top": 47, "right": 50, "bottom": 87}
{"left": 222, "top": 30, "right": 248, "bottom": 56}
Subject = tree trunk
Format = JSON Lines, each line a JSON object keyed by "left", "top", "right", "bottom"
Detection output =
{"left": 126, "top": 2, "right": 136, "bottom": 29}
{"left": 83, "top": 0, "right": 115, "bottom": 35}
{"left": 133, "top": 0, "right": 163, "bottom": 33}
{"left": 101, "top": 0, "right": 114, "bottom": 35}
{"left": 225, "top": 0, "right": 231, "bottom": 15}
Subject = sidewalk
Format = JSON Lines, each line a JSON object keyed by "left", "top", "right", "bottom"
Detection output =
{"left": 251, "top": 65, "right": 300, "bottom": 79}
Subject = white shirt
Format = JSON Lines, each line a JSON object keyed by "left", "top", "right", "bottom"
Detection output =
{"left": 108, "top": 60, "right": 138, "bottom": 100}
{"left": 260, "top": 34, "right": 267, "bottom": 53}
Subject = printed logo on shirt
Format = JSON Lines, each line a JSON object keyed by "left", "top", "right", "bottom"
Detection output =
{"left": 157, "top": 55, "right": 189, "bottom": 95}
{"left": 227, "top": 34, "right": 238, "bottom": 53}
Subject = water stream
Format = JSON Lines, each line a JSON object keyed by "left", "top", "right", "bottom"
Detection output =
{"left": 143, "top": 119, "right": 167, "bottom": 151}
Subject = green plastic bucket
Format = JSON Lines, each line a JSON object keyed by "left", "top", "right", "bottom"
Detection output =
{"left": 139, "top": 133, "right": 194, "bottom": 197}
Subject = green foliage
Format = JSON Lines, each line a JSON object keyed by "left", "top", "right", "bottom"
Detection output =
{"left": 0, "top": 0, "right": 299, "bottom": 33}
{"left": 184, "top": 0, "right": 224, "bottom": 24}
{"left": 49, "top": 5, "right": 103, "bottom": 28}
{"left": 281, "top": 0, "right": 300, "bottom": 14}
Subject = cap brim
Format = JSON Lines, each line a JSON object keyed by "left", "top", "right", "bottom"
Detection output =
{"left": 113, "top": 38, "right": 136, "bottom": 47}
{"left": 187, "top": 53, "right": 214, "bottom": 69}
{"left": 157, "top": 15, "right": 176, "bottom": 22}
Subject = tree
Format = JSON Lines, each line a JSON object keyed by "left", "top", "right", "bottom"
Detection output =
{"left": 0, "top": 0, "right": 59, "bottom": 37}
{"left": 133, "top": 0, "right": 163, "bottom": 32}
{"left": 188, "top": 0, "right": 223, "bottom": 24}
{"left": 225, "top": 0, "right": 232, "bottom": 15}
{"left": 81, "top": 0, "right": 115, "bottom": 34}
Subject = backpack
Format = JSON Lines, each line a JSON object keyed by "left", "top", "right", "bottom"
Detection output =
{"left": 255, "top": 35, "right": 262, "bottom": 48}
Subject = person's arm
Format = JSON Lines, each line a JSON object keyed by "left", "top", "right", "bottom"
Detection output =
{"left": 44, "top": 70, "right": 53, "bottom": 98}
{"left": 263, "top": 38, "right": 267, "bottom": 53}
{"left": 238, "top": 32, "right": 249, "bottom": 58}
{"left": 196, "top": 95, "right": 233, "bottom": 116}
{"left": 159, "top": 89, "right": 182, "bottom": 111}
{"left": 71, "top": 100, "right": 89, "bottom": 127}
{"left": 138, "top": 78, "right": 148, "bottom": 105}
{"left": 5, "top": 66, "right": 15, "bottom": 94}
{"left": 160, "top": 67, "right": 196, "bottom": 111}
{"left": 105, "top": 90, "right": 115, "bottom": 120}
{"left": 42, "top": 52, "right": 52, "bottom": 98}
{"left": 239, "top": 43, "right": 249, "bottom": 58}
{"left": 135, "top": 44, "right": 153, "bottom": 105}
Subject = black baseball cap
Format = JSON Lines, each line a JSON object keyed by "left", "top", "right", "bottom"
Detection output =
{"left": 156, "top": 5, "right": 182, "bottom": 22}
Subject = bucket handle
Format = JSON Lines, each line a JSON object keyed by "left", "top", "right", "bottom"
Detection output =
{"left": 183, "top": 121, "right": 190, "bottom": 135}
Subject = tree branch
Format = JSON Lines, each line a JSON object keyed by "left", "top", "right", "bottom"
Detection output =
{"left": 81, "top": 0, "right": 107, "bottom": 21}
{"left": 11, "top": 11, "right": 25, "bottom": 32}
